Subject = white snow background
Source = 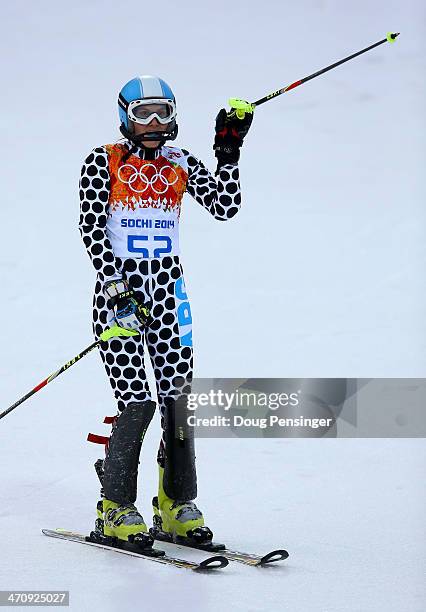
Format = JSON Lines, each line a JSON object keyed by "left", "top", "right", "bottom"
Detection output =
{"left": 0, "top": 1, "right": 425, "bottom": 611}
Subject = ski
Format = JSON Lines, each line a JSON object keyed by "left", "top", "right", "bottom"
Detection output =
{"left": 42, "top": 529, "right": 228, "bottom": 572}
{"left": 150, "top": 528, "right": 289, "bottom": 567}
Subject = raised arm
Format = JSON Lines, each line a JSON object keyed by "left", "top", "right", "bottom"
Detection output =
{"left": 184, "top": 152, "right": 241, "bottom": 221}
{"left": 184, "top": 104, "right": 254, "bottom": 221}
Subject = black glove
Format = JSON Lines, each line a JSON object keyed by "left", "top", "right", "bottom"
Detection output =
{"left": 104, "top": 279, "right": 151, "bottom": 330}
{"left": 213, "top": 106, "right": 254, "bottom": 167}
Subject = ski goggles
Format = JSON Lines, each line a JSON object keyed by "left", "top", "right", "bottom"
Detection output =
{"left": 127, "top": 99, "right": 176, "bottom": 125}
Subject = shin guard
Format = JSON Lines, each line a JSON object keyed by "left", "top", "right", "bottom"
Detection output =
{"left": 103, "top": 400, "right": 156, "bottom": 504}
{"left": 162, "top": 396, "right": 197, "bottom": 501}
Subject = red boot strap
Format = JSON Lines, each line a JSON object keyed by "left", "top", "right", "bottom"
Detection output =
{"left": 103, "top": 415, "right": 117, "bottom": 425}
{"left": 87, "top": 433, "right": 109, "bottom": 445}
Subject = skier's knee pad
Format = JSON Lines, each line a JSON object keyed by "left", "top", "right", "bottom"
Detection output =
{"left": 162, "top": 395, "right": 197, "bottom": 501}
{"left": 103, "top": 400, "right": 156, "bottom": 504}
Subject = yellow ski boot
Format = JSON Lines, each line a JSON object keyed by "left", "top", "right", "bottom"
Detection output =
{"left": 150, "top": 466, "right": 214, "bottom": 547}
{"left": 91, "top": 498, "right": 154, "bottom": 552}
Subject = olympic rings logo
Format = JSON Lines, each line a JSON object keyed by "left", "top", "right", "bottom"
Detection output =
{"left": 117, "top": 163, "right": 179, "bottom": 195}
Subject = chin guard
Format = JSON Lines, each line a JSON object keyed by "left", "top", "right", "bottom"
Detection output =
{"left": 119, "top": 122, "right": 178, "bottom": 146}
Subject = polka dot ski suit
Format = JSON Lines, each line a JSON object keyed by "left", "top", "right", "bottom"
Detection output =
{"left": 79, "top": 141, "right": 241, "bottom": 462}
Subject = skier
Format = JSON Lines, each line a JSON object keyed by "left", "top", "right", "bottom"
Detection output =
{"left": 79, "top": 75, "right": 253, "bottom": 550}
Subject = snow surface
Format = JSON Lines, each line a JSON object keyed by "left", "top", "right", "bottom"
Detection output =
{"left": 1, "top": 1, "right": 425, "bottom": 611}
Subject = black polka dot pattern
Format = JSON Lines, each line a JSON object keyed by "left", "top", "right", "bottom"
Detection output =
{"left": 182, "top": 150, "right": 241, "bottom": 220}
{"left": 79, "top": 147, "right": 122, "bottom": 283}
{"left": 92, "top": 256, "right": 193, "bottom": 421}
{"left": 81, "top": 141, "right": 241, "bottom": 462}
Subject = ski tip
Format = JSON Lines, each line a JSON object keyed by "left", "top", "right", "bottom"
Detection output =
{"left": 258, "top": 549, "right": 289, "bottom": 566}
{"left": 387, "top": 32, "right": 400, "bottom": 43}
{"left": 195, "top": 555, "right": 229, "bottom": 571}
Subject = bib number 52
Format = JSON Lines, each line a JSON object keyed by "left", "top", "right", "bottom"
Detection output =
{"left": 128, "top": 235, "right": 172, "bottom": 257}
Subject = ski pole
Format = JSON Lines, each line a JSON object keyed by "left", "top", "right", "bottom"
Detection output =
{"left": 0, "top": 325, "right": 139, "bottom": 421}
{"left": 229, "top": 32, "right": 400, "bottom": 118}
